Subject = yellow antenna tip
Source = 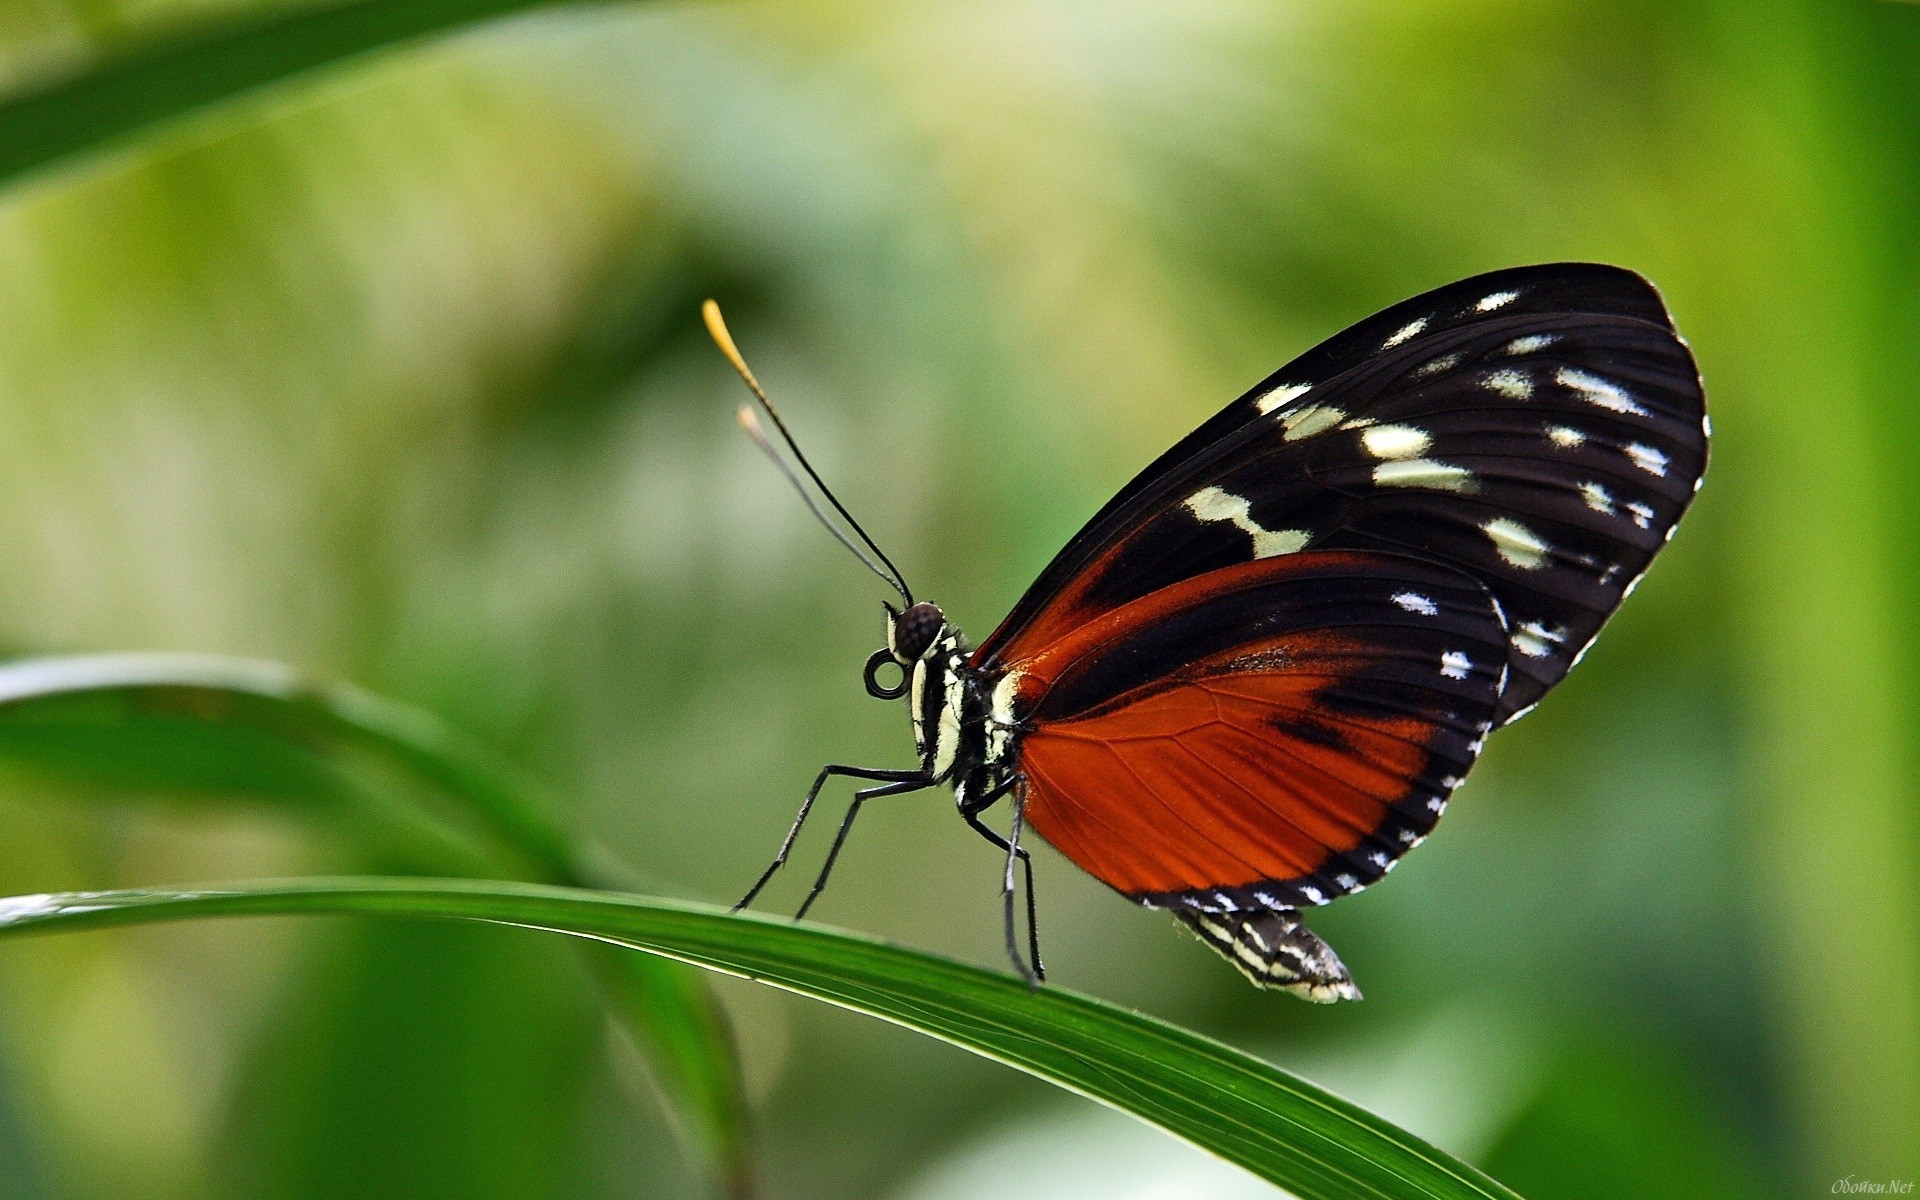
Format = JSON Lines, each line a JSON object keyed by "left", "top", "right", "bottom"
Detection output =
{"left": 702, "top": 299, "right": 761, "bottom": 392}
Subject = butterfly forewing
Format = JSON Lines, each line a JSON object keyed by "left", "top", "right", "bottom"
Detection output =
{"left": 1006, "top": 552, "right": 1507, "bottom": 911}
{"left": 976, "top": 263, "right": 1707, "bottom": 724}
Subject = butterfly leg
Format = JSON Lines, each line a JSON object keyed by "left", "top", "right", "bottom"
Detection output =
{"left": 961, "top": 780, "right": 1045, "bottom": 987}
{"left": 735, "top": 764, "right": 927, "bottom": 912}
{"left": 793, "top": 775, "right": 935, "bottom": 921}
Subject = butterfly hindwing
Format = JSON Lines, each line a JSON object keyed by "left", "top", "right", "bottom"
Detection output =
{"left": 976, "top": 263, "right": 1706, "bottom": 723}
{"left": 1006, "top": 552, "right": 1507, "bottom": 910}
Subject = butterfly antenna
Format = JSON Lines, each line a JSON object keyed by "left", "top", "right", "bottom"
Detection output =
{"left": 704, "top": 300, "right": 914, "bottom": 604}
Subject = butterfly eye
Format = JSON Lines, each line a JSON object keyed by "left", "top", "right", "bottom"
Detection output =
{"left": 863, "top": 649, "right": 910, "bottom": 700}
{"left": 889, "top": 601, "right": 946, "bottom": 663}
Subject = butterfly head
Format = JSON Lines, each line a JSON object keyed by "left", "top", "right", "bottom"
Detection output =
{"left": 865, "top": 601, "right": 948, "bottom": 700}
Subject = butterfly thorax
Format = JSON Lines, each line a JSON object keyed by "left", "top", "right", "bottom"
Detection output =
{"left": 882, "top": 602, "right": 1023, "bottom": 813}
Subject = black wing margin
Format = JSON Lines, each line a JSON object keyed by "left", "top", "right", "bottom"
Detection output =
{"left": 975, "top": 263, "right": 1707, "bottom": 725}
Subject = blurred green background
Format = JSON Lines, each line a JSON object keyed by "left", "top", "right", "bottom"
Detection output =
{"left": 1, "top": 0, "right": 1917, "bottom": 1196}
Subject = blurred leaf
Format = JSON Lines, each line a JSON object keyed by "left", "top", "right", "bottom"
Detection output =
{"left": 1479, "top": 1031, "right": 1770, "bottom": 1200}
{"left": 0, "top": 654, "right": 751, "bottom": 1197}
{"left": 221, "top": 918, "right": 607, "bottom": 1200}
{"left": 0, "top": 0, "right": 634, "bottom": 193}
{"left": 0, "top": 878, "right": 1526, "bottom": 1200}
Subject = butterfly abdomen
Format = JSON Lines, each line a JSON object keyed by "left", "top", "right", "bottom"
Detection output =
{"left": 1175, "top": 908, "right": 1360, "bottom": 1002}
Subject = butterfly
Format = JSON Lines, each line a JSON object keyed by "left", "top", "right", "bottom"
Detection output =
{"left": 707, "top": 262, "right": 1707, "bottom": 1001}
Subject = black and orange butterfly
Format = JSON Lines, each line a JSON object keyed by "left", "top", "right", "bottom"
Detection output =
{"left": 709, "top": 262, "right": 1707, "bottom": 1001}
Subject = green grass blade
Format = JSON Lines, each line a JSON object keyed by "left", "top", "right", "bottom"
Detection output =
{"left": 0, "top": 878, "right": 1525, "bottom": 1200}
{"left": 0, "top": 0, "right": 628, "bottom": 193}
{"left": 0, "top": 654, "right": 751, "bottom": 1195}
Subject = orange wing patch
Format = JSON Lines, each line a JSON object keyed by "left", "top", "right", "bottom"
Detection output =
{"left": 1001, "top": 553, "right": 1507, "bottom": 910}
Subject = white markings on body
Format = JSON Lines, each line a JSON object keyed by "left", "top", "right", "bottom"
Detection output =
{"left": 1392, "top": 591, "right": 1439, "bottom": 616}
{"left": 1485, "top": 368, "right": 1533, "bottom": 399}
{"left": 990, "top": 671, "right": 1022, "bottom": 725}
{"left": 986, "top": 670, "right": 1023, "bottom": 762}
{"left": 1504, "top": 334, "right": 1555, "bottom": 355}
{"left": 1230, "top": 938, "right": 1271, "bottom": 973}
{"left": 1482, "top": 516, "right": 1549, "bottom": 569}
{"left": 1579, "top": 481, "right": 1616, "bottom": 514}
{"left": 1185, "top": 487, "right": 1310, "bottom": 557}
{"left": 1384, "top": 317, "right": 1429, "bottom": 348}
{"left": 1625, "top": 500, "right": 1656, "bottom": 529}
{"left": 1254, "top": 382, "right": 1312, "bottom": 414}
{"left": 1373, "top": 459, "right": 1474, "bottom": 491}
{"left": 910, "top": 660, "right": 931, "bottom": 756}
{"left": 932, "top": 649, "right": 966, "bottom": 778}
{"left": 1557, "top": 367, "right": 1649, "bottom": 415}
{"left": 1624, "top": 442, "right": 1669, "bottom": 476}
{"left": 1546, "top": 424, "right": 1586, "bottom": 448}
{"left": 1279, "top": 404, "right": 1346, "bottom": 439}
{"left": 1439, "top": 650, "right": 1473, "bottom": 680}
{"left": 1361, "top": 423, "right": 1432, "bottom": 459}
{"left": 1476, "top": 290, "right": 1520, "bottom": 312}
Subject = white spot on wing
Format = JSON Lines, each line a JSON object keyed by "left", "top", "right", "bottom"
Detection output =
{"left": 1301, "top": 886, "right": 1324, "bottom": 904}
{"left": 1278, "top": 403, "right": 1346, "bottom": 439}
{"left": 1185, "top": 487, "right": 1310, "bottom": 558}
{"left": 1482, "top": 517, "right": 1549, "bottom": 569}
{"left": 1476, "top": 290, "right": 1520, "bottom": 312}
{"left": 1511, "top": 621, "right": 1566, "bottom": 658}
{"left": 1579, "top": 481, "right": 1616, "bottom": 514}
{"left": 1254, "top": 382, "right": 1313, "bottom": 414}
{"left": 1361, "top": 423, "right": 1432, "bottom": 459}
{"left": 1373, "top": 459, "right": 1474, "bottom": 491}
{"left": 1392, "top": 591, "right": 1438, "bottom": 616}
{"left": 1624, "top": 442, "right": 1669, "bottom": 476}
{"left": 1413, "top": 352, "right": 1460, "bottom": 378}
{"left": 1485, "top": 369, "right": 1533, "bottom": 399}
{"left": 1439, "top": 650, "right": 1473, "bottom": 680}
{"left": 1427, "top": 796, "right": 1446, "bottom": 813}
{"left": 1557, "top": 367, "right": 1649, "bottom": 416}
{"left": 1504, "top": 334, "right": 1556, "bottom": 355}
{"left": 1335, "top": 873, "right": 1359, "bottom": 890}
{"left": 1546, "top": 425, "right": 1586, "bottom": 448}
{"left": 1384, "top": 317, "right": 1429, "bottom": 348}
